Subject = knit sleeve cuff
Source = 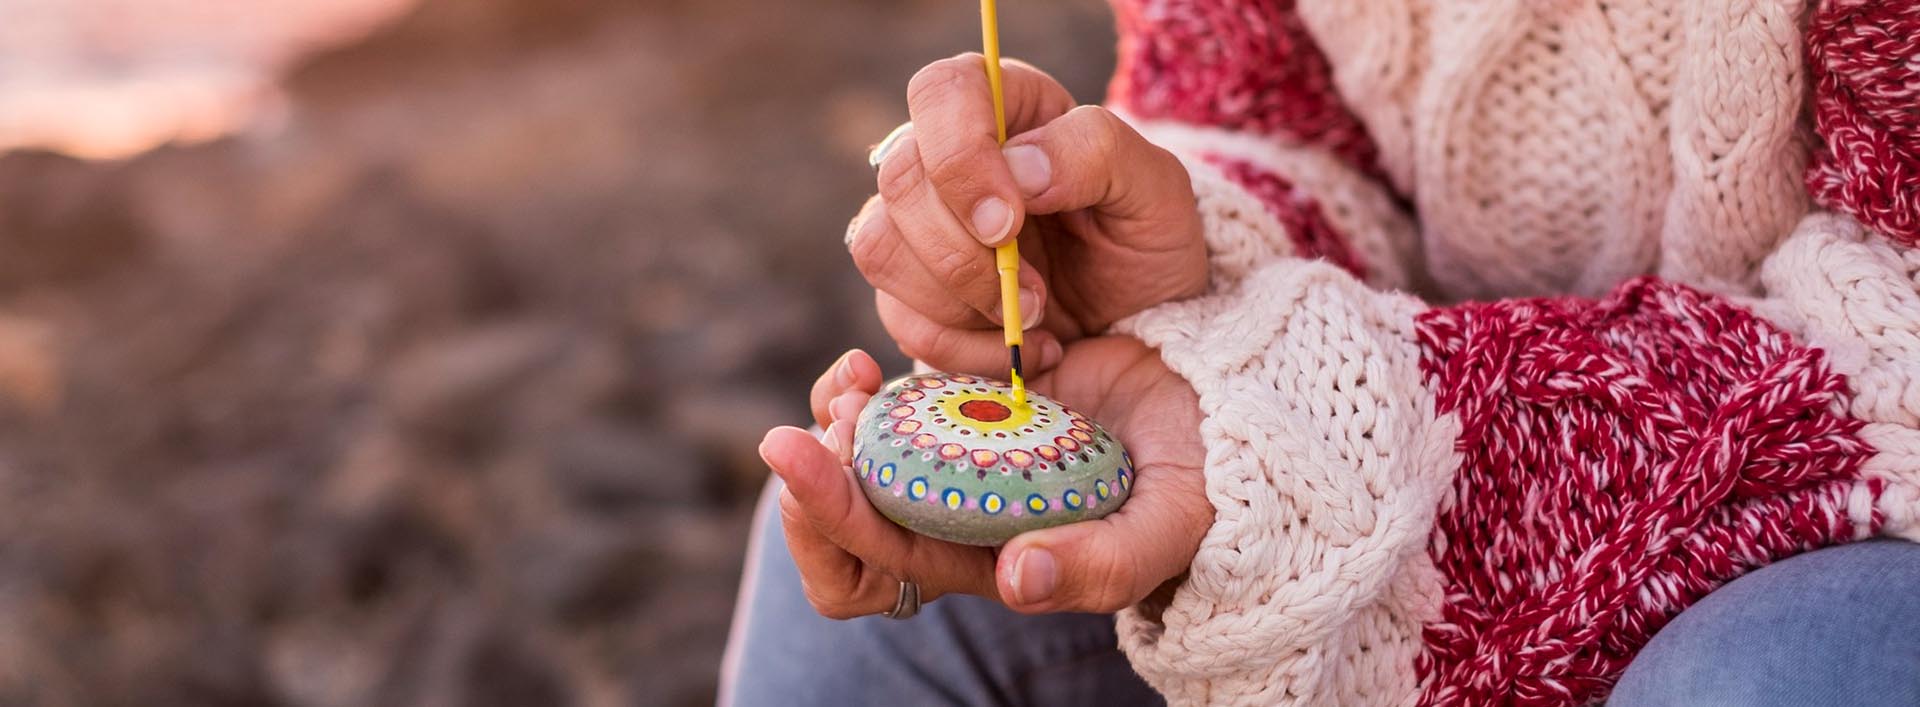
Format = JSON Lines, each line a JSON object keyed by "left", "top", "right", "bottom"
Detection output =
{"left": 1751, "top": 212, "right": 1920, "bottom": 541}
{"left": 1120, "top": 114, "right": 1422, "bottom": 293}
{"left": 1108, "top": 258, "right": 1459, "bottom": 705}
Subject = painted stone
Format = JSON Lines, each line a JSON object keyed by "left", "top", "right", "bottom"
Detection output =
{"left": 851, "top": 372, "right": 1132, "bottom": 547}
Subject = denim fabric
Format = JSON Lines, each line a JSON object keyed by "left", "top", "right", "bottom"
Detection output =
{"left": 723, "top": 479, "right": 1919, "bottom": 706}
{"left": 1608, "top": 538, "right": 1920, "bottom": 706}
{"left": 719, "top": 480, "right": 1163, "bottom": 707}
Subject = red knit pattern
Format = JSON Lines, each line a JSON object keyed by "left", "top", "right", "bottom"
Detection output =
{"left": 1412, "top": 278, "right": 1879, "bottom": 706}
{"left": 1106, "top": 0, "right": 1380, "bottom": 173}
{"left": 1805, "top": 0, "right": 1920, "bottom": 248}
{"left": 1203, "top": 154, "right": 1368, "bottom": 279}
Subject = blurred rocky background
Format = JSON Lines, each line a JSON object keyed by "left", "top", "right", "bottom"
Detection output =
{"left": 0, "top": 0, "right": 1113, "bottom": 705}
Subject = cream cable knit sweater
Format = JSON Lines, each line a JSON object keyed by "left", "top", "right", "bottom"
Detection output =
{"left": 1098, "top": 0, "right": 1920, "bottom": 703}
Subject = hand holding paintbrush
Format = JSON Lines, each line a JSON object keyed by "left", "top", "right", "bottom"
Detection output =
{"left": 848, "top": 44, "right": 1208, "bottom": 380}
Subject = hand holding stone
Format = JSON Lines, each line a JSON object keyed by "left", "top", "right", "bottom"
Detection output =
{"left": 760, "top": 341, "right": 1212, "bottom": 616}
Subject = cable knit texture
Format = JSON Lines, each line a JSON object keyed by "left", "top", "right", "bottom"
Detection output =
{"left": 1114, "top": 257, "right": 1459, "bottom": 707}
{"left": 1204, "top": 156, "right": 1369, "bottom": 280}
{"left": 1750, "top": 213, "right": 1920, "bottom": 541}
{"left": 1292, "top": 0, "right": 1814, "bottom": 299}
{"left": 1088, "top": 0, "right": 1920, "bottom": 704}
{"left": 1415, "top": 279, "right": 1876, "bottom": 706}
{"left": 1103, "top": 133, "right": 1449, "bottom": 703}
{"left": 1123, "top": 118, "right": 1421, "bottom": 292}
{"left": 1805, "top": 0, "right": 1920, "bottom": 247}
{"left": 1108, "top": 0, "right": 1379, "bottom": 172}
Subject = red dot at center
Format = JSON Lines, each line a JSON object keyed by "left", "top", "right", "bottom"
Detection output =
{"left": 958, "top": 399, "right": 1012, "bottom": 422}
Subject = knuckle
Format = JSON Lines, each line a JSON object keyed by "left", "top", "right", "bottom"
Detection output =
{"left": 875, "top": 149, "right": 923, "bottom": 203}
{"left": 823, "top": 373, "right": 857, "bottom": 407}
{"left": 801, "top": 589, "right": 829, "bottom": 612}
{"left": 807, "top": 594, "right": 860, "bottom": 620}
{"left": 1069, "top": 105, "right": 1127, "bottom": 156}
{"left": 925, "top": 246, "right": 994, "bottom": 303}
{"left": 846, "top": 195, "right": 883, "bottom": 244}
{"left": 865, "top": 558, "right": 909, "bottom": 585}
{"left": 847, "top": 218, "right": 897, "bottom": 281}
{"left": 1143, "top": 139, "right": 1192, "bottom": 191}
{"left": 876, "top": 298, "right": 934, "bottom": 358}
{"left": 1087, "top": 588, "right": 1134, "bottom": 614}
{"left": 906, "top": 57, "right": 999, "bottom": 206}
{"left": 1085, "top": 549, "right": 1144, "bottom": 613}
{"left": 1145, "top": 140, "right": 1183, "bottom": 174}
{"left": 907, "top": 56, "right": 979, "bottom": 111}
{"left": 922, "top": 148, "right": 995, "bottom": 203}
{"left": 891, "top": 320, "right": 952, "bottom": 364}
{"left": 1090, "top": 597, "right": 1131, "bottom": 614}
{"left": 1000, "top": 56, "right": 1040, "bottom": 75}
{"left": 897, "top": 327, "right": 983, "bottom": 376}
{"left": 1165, "top": 152, "right": 1196, "bottom": 204}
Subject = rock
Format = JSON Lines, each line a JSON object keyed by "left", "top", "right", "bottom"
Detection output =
{"left": 851, "top": 373, "right": 1132, "bottom": 546}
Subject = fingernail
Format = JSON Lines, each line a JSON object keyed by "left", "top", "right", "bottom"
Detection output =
{"left": 971, "top": 197, "right": 1012, "bottom": 244}
{"left": 868, "top": 122, "right": 913, "bottom": 171}
{"left": 758, "top": 427, "right": 798, "bottom": 470}
{"left": 846, "top": 211, "right": 883, "bottom": 249}
{"left": 1011, "top": 548, "right": 1056, "bottom": 604}
{"left": 834, "top": 352, "right": 855, "bottom": 387}
{"left": 1005, "top": 145, "right": 1051, "bottom": 196}
{"left": 1042, "top": 337, "right": 1064, "bottom": 367}
{"left": 1017, "top": 288, "right": 1042, "bottom": 331}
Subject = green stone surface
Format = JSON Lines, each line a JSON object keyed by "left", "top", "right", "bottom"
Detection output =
{"left": 851, "top": 372, "right": 1132, "bottom": 547}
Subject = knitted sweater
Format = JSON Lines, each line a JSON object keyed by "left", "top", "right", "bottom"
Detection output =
{"left": 1098, "top": 1, "right": 1920, "bottom": 704}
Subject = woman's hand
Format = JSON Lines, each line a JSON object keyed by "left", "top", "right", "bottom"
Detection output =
{"left": 849, "top": 54, "right": 1208, "bottom": 378}
{"left": 760, "top": 342, "right": 1211, "bottom": 616}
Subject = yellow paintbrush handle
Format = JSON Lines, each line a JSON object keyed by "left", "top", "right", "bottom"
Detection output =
{"left": 996, "top": 246, "right": 1022, "bottom": 349}
{"left": 981, "top": 0, "right": 1026, "bottom": 406}
{"left": 996, "top": 243, "right": 1025, "bottom": 402}
{"left": 982, "top": 0, "right": 1008, "bottom": 145}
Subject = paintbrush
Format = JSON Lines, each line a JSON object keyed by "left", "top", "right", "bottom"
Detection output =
{"left": 979, "top": 0, "right": 1028, "bottom": 407}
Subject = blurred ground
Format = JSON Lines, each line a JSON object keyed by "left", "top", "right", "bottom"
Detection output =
{"left": 0, "top": 0, "right": 1114, "bottom": 705}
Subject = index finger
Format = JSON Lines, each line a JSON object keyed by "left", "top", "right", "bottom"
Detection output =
{"left": 906, "top": 54, "right": 1075, "bottom": 247}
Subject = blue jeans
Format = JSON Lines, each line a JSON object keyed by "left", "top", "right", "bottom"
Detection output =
{"left": 722, "top": 481, "right": 1920, "bottom": 706}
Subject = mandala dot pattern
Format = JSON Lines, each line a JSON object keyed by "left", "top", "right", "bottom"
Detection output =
{"left": 852, "top": 372, "right": 1133, "bottom": 546}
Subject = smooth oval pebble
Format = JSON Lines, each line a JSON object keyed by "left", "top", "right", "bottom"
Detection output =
{"left": 851, "top": 372, "right": 1132, "bottom": 546}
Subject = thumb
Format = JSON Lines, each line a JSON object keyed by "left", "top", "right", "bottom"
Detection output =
{"left": 995, "top": 488, "right": 1206, "bottom": 614}
{"left": 1002, "top": 105, "right": 1195, "bottom": 231}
